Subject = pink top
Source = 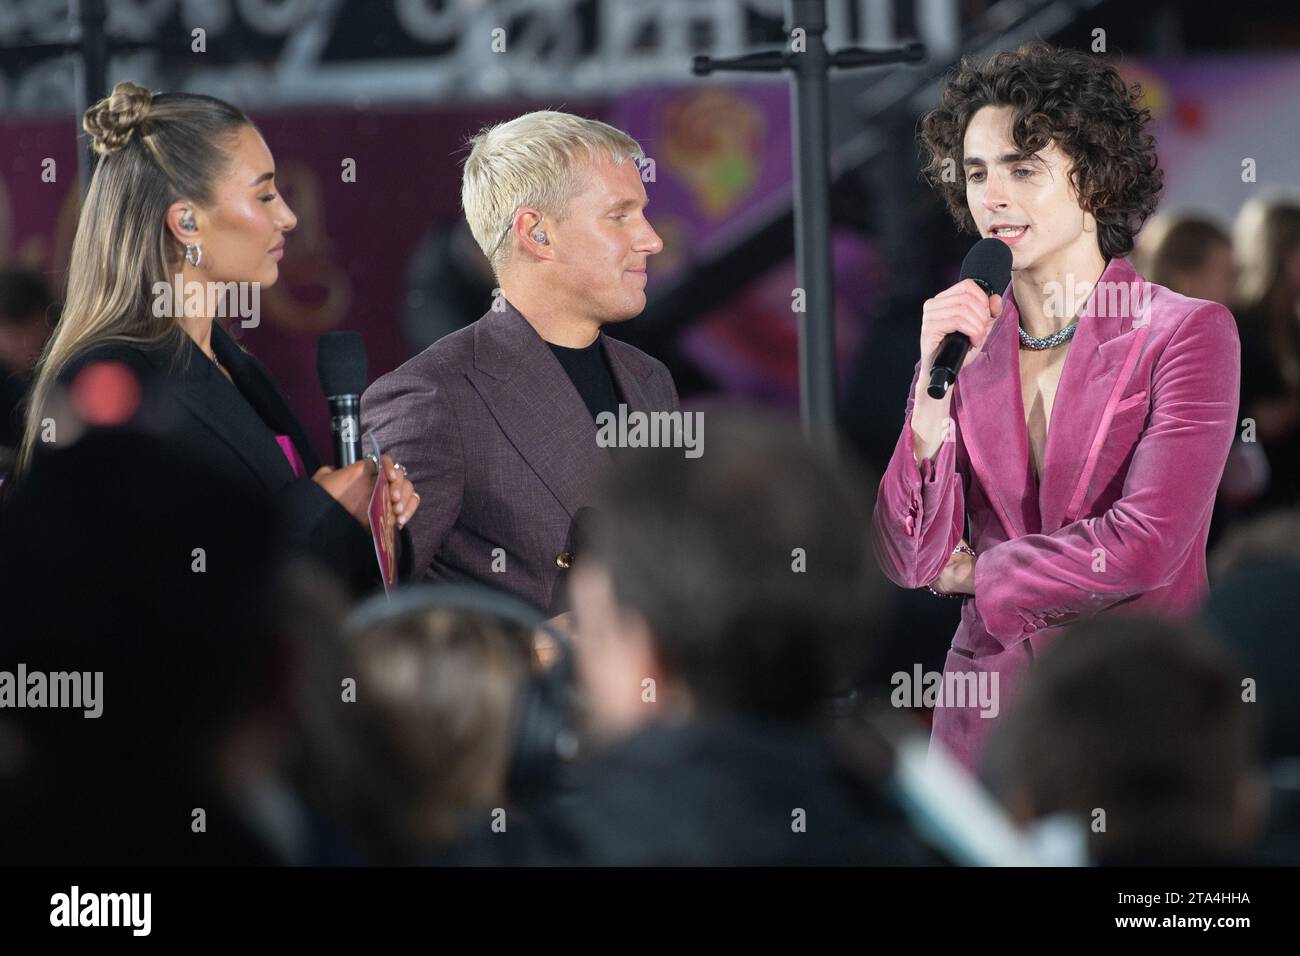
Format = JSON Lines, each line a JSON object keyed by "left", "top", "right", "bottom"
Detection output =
{"left": 275, "top": 435, "right": 306, "bottom": 478}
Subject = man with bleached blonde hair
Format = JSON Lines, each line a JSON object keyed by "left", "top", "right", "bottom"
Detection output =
{"left": 363, "top": 110, "right": 678, "bottom": 614}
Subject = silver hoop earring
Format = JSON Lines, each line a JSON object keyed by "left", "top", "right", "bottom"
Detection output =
{"left": 185, "top": 243, "right": 203, "bottom": 268}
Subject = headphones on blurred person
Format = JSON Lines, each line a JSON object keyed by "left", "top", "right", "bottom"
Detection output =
{"left": 343, "top": 582, "right": 579, "bottom": 800}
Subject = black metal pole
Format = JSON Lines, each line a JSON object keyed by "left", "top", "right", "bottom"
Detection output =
{"left": 691, "top": 19, "right": 924, "bottom": 449}
{"left": 73, "top": 0, "right": 108, "bottom": 198}
{"left": 787, "top": 0, "right": 837, "bottom": 450}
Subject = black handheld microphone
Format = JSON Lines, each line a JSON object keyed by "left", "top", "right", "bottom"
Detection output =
{"left": 317, "top": 331, "right": 368, "bottom": 467}
{"left": 926, "top": 238, "right": 1013, "bottom": 400}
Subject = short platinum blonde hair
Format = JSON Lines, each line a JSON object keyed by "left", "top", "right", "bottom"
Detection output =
{"left": 461, "top": 110, "right": 644, "bottom": 272}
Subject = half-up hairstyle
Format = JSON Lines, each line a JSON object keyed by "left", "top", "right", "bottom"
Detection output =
{"left": 17, "top": 81, "right": 251, "bottom": 473}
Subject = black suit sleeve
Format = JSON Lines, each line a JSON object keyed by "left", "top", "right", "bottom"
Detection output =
{"left": 60, "top": 341, "right": 384, "bottom": 595}
{"left": 273, "top": 475, "right": 382, "bottom": 595}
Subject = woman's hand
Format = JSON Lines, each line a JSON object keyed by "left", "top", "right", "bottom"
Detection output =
{"left": 380, "top": 453, "right": 420, "bottom": 529}
{"left": 312, "top": 459, "right": 377, "bottom": 526}
{"left": 933, "top": 539, "right": 977, "bottom": 596}
{"left": 313, "top": 454, "right": 420, "bottom": 529}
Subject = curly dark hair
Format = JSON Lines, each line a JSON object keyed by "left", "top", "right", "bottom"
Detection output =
{"left": 918, "top": 41, "right": 1162, "bottom": 260}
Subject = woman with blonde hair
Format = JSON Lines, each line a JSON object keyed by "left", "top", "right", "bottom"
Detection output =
{"left": 1232, "top": 197, "right": 1300, "bottom": 508}
{"left": 14, "top": 82, "right": 419, "bottom": 591}
{"left": 1133, "top": 213, "right": 1236, "bottom": 307}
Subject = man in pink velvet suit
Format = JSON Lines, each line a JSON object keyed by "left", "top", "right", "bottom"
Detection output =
{"left": 872, "top": 42, "right": 1240, "bottom": 771}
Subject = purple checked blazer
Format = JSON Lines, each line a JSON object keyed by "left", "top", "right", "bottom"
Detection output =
{"left": 871, "top": 258, "right": 1241, "bottom": 771}
{"left": 361, "top": 301, "right": 679, "bottom": 614}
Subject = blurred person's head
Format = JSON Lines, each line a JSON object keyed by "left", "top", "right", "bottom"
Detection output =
{"left": 983, "top": 617, "right": 1267, "bottom": 865}
{"left": 1234, "top": 198, "right": 1300, "bottom": 394}
{"left": 1208, "top": 505, "right": 1300, "bottom": 583}
{"left": 569, "top": 410, "right": 888, "bottom": 741}
{"left": 1134, "top": 214, "right": 1236, "bottom": 305}
{"left": 293, "top": 590, "right": 535, "bottom": 864}
{"left": 920, "top": 41, "right": 1161, "bottom": 278}
{"left": 0, "top": 427, "right": 282, "bottom": 755}
{"left": 1235, "top": 197, "right": 1300, "bottom": 315}
{"left": 0, "top": 267, "right": 54, "bottom": 373}
{"left": 18, "top": 81, "right": 297, "bottom": 473}
{"left": 1203, "top": 512, "right": 1300, "bottom": 762}
{"left": 0, "top": 427, "right": 293, "bottom": 863}
{"left": 461, "top": 110, "right": 663, "bottom": 336}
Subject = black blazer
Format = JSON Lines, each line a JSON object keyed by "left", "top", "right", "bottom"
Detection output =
{"left": 57, "top": 322, "right": 379, "bottom": 593}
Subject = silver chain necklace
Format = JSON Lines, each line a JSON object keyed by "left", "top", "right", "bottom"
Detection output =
{"left": 1019, "top": 319, "right": 1079, "bottom": 351}
{"left": 200, "top": 343, "right": 224, "bottom": 374}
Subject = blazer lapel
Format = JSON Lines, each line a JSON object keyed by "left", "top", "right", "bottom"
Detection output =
{"left": 467, "top": 303, "right": 608, "bottom": 520}
{"left": 954, "top": 258, "right": 1151, "bottom": 539}
{"left": 953, "top": 296, "right": 1038, "bottom": 540}
{"left": 167, "top": 329, "right": 299, "bottom": 492}
{"left": 213, "top": 324, "right": 322, "bottom": 474}
{"left": 1037, "top": 259, "right": 1150, "bottom": 531}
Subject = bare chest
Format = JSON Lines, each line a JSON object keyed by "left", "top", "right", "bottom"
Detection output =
{"left": 1019, "top": 343, "right": 1072, "bottom": 481}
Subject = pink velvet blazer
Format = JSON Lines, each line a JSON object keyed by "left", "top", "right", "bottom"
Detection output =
{"left": 871, "top": 257, "right": 1240, "bottom": 771}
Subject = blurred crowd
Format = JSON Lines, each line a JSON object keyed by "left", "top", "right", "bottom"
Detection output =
{"left": 1, "top": 196, "right": 1299, "bottom": 867}
{"left": 1132, "top": 198, "right": 1300, "bottom": 531}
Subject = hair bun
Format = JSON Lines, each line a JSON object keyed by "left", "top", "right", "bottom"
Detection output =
{"left": 83, "top": 81, "right": 154, "bottom": 155}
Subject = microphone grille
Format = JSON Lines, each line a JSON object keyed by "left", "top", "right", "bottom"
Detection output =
{"left": 317, "top": 331, "right": 368, "bottom": 397}
{"left": 959, "top": 238, "right": 1013, "bottom": 297}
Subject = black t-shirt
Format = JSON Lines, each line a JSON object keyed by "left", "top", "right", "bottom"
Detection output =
{"left": 548, "top": 338, "right": 623, "bottom": 422}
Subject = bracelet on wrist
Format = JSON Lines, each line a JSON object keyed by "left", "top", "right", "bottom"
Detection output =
{"left": 925, "top": 544, "right": 976, "bottom": 598}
